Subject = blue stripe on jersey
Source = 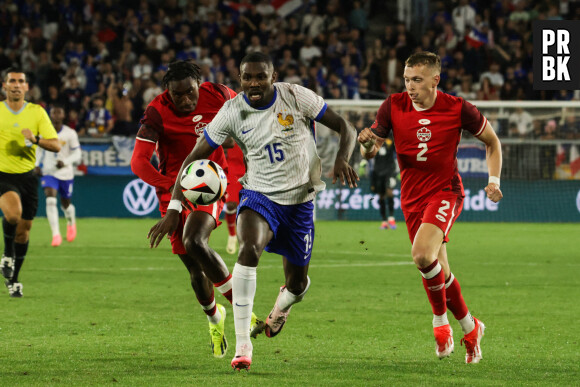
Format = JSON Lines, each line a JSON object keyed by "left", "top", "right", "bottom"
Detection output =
{"left": 242, "top": 86, "right": 278, "bottom": 110}
{"left": 203, "top": 128, "right": 219, "bottom": 149}
{"left": 309, "top": 119, "right": 316, "bottom": 143}
{"left": 315, "top": 102, "right": 327, "bottom": 121}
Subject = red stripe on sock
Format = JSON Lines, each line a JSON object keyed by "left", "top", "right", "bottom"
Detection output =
{"left": 204, "top": 305, "right": 217, "bottom": 317}
{"left": 222, "top": 289, "right": 233, "bottom": 304}
{"left": 445, "top": 275, "right": 469, "bottom": 320}
{"left": 419, "top": 260, "right": 440, "bottom": 275}
{"left": 421, "top": 269, "right": 447, "bottom": 315}
{"left": 214, "top": 273, "right": 232, "bottom": 288}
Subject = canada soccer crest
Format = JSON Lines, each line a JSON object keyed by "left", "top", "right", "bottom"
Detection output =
{"left": 417, "top": 127, "right": 431, "bottom": 142}
{"left": 194, "top": 122, "right": 207, "bottom": 136}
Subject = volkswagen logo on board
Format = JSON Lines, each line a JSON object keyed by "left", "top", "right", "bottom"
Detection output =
{"left": 123, "top": 179, "right": 158, "bottom": 216}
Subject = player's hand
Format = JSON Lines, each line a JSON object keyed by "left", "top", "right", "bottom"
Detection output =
{"left": 21, "top": 128, "right": 35, "bottom": 142}
{"left": 357, "top": 128, "right": 377, "bottom": 150}
{"left": 56, "top": 160, "right": 65, "bottom": 169}
{"left": 485, "top": 183, "right": 503, "bottom": 203}
{"left": 332, "top": 158, "right": 359, "bottom": 188}
{"left": 147, "top": 210, "right": 180, "bottom": 248}
{"left": 33, "top": 167, "right": 42, "bottom": 176}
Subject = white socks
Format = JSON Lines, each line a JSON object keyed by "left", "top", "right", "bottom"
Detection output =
{"left": 458, "top": 312, "right": 475, "bottom": 334}
{"left": 62, "top": 203, "right": 76, "bottom": 226}
{"left": 232, "top": 263, "right": 256, "bottom": 352}
{"left": 277, "top": 276, "right": 311, "bottom": 311}
{"left": 433, "top": 313, "right": 450, "bottom": 328}
{"left": 46, "top": 197, "right": 60, "bottom": 236}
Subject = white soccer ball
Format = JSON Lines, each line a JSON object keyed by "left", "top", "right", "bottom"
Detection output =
{"left": 180, "top": 159, "right": 228, "bottom": 206}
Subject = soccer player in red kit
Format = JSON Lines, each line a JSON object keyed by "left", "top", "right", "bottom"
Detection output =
{"left": 358, "top": 52, "right": 503, "bottom": 364}
{"left": 223, "top": 142, "right": 245, "bottom": 255}
{"left": 130, "top": 60, "right": 260, "bottom": 358}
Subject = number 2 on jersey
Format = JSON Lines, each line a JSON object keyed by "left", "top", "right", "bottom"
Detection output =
{"left": 436, "top": 200, "right": 450, "bottom": 222}
{"left": 265, "top": 143, "right": 285, "bottom": 163}
{"left": 417, "top": 143, "right": 428, "bottom": 161}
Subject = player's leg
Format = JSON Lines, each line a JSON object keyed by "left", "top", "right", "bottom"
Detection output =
{"left": 44, "top": 186, "right": 62, "bottom": 246}
{"left": 225, "top": 201, "right": 238, "bottom": 254}
{"left": 59, "top": 179, "right": 76, "bottom": 242}
{"left": 0, "top": 190, "right": 21, "bottom": 281}
{"left": 177, "top": 251, "right": 228, "bottom": 358}
{"left": 411, "top": 222, "right": 453, "bottom": 358}
{"left": 6, "top": 173, "right": 39, "bottom": 298}
{"left": 231, "top": 208, "right": 273, "bottom": 370}
{"left": 438, "top": 245, "right": 485, "bottom": 364}
{"left": 262, "top": 200, "right": 314, "bottom": 338}
{"left": 386, "top": 180, "right": 397, "bottom": 229}
{"left": 265, "top": 259, "right": 311, "bottom": 338}
{"left": 8, "top": 218, "right": 33, "bottom": 298}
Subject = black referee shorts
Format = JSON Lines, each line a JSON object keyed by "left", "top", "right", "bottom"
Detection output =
{"left": 0, "top": 170, "right": 39, "bottom": 220}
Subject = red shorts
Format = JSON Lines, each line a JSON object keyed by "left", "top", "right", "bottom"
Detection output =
{"left": 403, "top": 190, "right": 464, "bottom": 244}
{"left": 160, "top": 197, "right": 225, "bottom": 255}
{"left": 225, "top": 178, "right": 243, "bottom": 205}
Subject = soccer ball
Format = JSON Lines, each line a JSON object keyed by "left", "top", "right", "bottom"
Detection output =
{"left": 180, "top": 159, "right": 228, "bottom": 205}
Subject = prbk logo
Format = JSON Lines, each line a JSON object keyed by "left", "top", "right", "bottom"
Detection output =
{"left": 123, "top": 179, "right": 158, "bottom": 216}
{"left": 533, "top": 21, "right": 580, "bottom": 90}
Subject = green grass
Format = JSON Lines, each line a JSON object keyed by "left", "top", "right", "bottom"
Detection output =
{"left": 1, "top": 218, "right": 579, "bottom": 386}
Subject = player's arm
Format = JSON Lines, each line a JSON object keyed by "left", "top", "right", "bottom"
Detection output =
{"left": 476, "top": 122, "right": 503, "bottom": 203}
{"left": 358, "top": 97, "right": 390, "bottom": 159}
{"left": 131, "top": 108, "right": 175, "bottom": 191}
{"left": 318, "top": 107, "right": 359, "bottom": 188}
{"left": 358, "top": 128, "right": 386, "bottom": 159}
{"left": 147, "top": 135, "right": 216, "bottom": 248}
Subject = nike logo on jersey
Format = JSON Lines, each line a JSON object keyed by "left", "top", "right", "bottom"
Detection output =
{"left": 235, "top": 302, "right": 250, "bottom": 307}
{"left": 242, "top": 127, "right": 255, "bottom": 134}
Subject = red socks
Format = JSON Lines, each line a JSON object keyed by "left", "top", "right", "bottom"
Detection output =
{"left": 419, "top": 260, "right": 447, "bottom": 316}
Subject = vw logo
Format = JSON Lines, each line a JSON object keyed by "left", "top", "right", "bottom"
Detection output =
{"left": 577, "top": 190, "right": 580, "bottom": 213}
{"left": 123, "top": 179, "right": 158, "bottom": 216}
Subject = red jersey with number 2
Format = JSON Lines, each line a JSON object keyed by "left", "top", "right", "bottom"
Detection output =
{"left": 371, "top": 90, "right": 487, "bottom": 212}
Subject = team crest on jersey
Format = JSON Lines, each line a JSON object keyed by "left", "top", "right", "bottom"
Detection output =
{"left": 192, "top": 115, "right": 203, "bottom": 122}
{"left": 277, "top": 113, "right": 294, "bottom": 133}
{"left": 194, "top": 122, "right": 207, "bottom": 136}
{"left": 418, "top": 119, "right": 431, "bottom": 125}
{"left": 417, "top": 127, "right": 431, "bottom": 142}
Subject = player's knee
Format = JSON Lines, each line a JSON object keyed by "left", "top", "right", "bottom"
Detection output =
{"left": 411, "top": 248, "right": 433, "bottom": 268}
{"left": 183, "top": 234, "right": 208, "bottom": 257}
{"left": 237, "top": 241, "right": 260, "bottom": 266}
{"left": 3, "top": 214, "right": 20, "bottom": 225}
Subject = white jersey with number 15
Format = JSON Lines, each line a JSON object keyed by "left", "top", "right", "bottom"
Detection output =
{"left": 204, "top": 82, "right": 327, "bottom": 205}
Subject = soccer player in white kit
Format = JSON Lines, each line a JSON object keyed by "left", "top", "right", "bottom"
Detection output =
{"left": 148, "top": 52, "right": 359, "bottom": 370}
{"left": 36, "top": 105, "right": 81, "bottom": 246}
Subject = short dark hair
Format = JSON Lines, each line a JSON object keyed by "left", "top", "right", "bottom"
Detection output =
{"left": 162, "top": 60, "right": 201, "bottom": 89}
{"left": 405, "top": 52, "right": 441, "bottom": 73}
{"left": 2, "top": 67, "right": 27, "bottom": 82}
{"left": 240, "top": 52, "right": 273, "bottom": 68}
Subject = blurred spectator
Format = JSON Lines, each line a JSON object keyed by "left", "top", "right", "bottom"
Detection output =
{"left": 508, "top": 107, "right": 534, "bottom": 138}
{"left": 479, "top": 62, "right": 504, "bottom": 88}
{"left": 141, "top": 76, "right": 163, "bottom": 109}
{"left": 455, "top": 76, "right": 477, "bottom": 100}
{"left": 477, "top": 76, "right": 499, "bottom": 100}
{"left": 299, "top": 36, "right": 322, "bottom": 67}
{"left": 108, "top": 82, "right": 135, "bottom": 137}
{"left": 452, "top": 0, "right": 476, "bottom": 36}
{"left": 83, "top": 95, "right": 113, "bottom": 137}
{"left": 560, "top": 114, "right": 580, "bottom": 139}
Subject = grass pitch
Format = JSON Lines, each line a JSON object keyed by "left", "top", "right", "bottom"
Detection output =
{"left": 1, "top": 218, "right": 579, "bottom": 386}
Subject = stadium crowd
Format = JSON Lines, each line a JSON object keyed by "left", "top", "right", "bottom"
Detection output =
{"left": 1, "top": 0, "right": 579, "bottom": 140}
